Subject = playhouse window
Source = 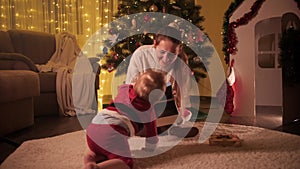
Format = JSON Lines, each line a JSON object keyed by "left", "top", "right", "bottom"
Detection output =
{"left": 258, "top": 34, "right": 276, "bottom": 68}
{"left": 256, "top": 17, "right": 281, "bottom": 69}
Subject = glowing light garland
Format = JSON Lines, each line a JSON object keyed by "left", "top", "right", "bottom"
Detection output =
{"left": 0, "top": 0, "right": 118, "bottom": 47}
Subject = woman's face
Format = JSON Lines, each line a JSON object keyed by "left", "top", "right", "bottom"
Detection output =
{"left": 155, "top": 39, "right": 180, "bottom": 67}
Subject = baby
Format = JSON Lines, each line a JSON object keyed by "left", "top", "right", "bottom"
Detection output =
{"left": 84, "top": 70, "right": 166, "bottom": 169}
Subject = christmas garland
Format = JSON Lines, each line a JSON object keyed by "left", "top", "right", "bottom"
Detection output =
{"left": 222, "top": 0, "right": 300, "bottom": 65}
{"left": 222, "top": 0, "right": 244, "bottom": 64}
{"left": 222, "top": 0, "right": 265, "bottom": 65}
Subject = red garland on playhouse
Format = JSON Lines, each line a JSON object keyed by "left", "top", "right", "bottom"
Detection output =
{"left": 225, "top": 0, "right": 265, "bottom": 64}
{"left": 223, "top": 0, "right": 300, "bottom": 65}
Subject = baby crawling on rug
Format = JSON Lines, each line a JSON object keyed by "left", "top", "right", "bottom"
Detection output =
{"left": 84, "top": 70, "right": 167, "bottom": 169}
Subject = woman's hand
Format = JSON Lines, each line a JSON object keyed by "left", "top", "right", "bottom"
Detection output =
{"left": 182, "top": 109, "right": 192, "bottom": 122}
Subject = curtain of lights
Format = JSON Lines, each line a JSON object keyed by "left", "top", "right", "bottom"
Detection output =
{"left": 0, "top": 0, "right": 118, "bottom": 46}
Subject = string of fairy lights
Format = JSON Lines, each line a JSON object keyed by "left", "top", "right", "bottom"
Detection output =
{"left": 0, "top": 0, "right": 121, "bottom": 108}
{"left": 0, "top": 0, "right": 118, "bottom": 46}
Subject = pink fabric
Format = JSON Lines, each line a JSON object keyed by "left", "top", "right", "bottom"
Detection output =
{"left": 86, "top": 124, "right": 133, "bottom": 169}
{"left": 86, "top": 84, "right": 159, "bottom": 168}
{"left": 106, "top": 84, "right": 158, "bottom": 144}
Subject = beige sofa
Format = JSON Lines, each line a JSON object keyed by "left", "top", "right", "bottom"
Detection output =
{"left": 0, "top": 29, "right": 99, "bottom": 134}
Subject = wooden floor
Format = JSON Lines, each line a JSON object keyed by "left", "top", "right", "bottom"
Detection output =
{"left": 1, "top": 105, "right": 300, "bottom": 164}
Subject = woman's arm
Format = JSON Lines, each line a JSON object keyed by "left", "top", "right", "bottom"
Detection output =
{"left": 125, "top": 50, "right": 142, "bottom": 84}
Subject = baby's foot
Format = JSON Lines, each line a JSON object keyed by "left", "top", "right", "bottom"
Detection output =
{"left": 85, "top": 162, "right": 100, "bottom": 169}
{"left": 84, "top": 151, "right": 97, "bottom": 164}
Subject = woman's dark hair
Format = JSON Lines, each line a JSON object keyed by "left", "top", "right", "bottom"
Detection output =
{"left": 155, "top": 26, "right": 182, "bottom": 45}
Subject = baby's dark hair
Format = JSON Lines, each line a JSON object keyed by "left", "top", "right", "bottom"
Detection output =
{"left": 133, "top": 70, "right": 166, "bottom": 100}
{"left": 155, "top": 26, "right": 182, "bottom": 45}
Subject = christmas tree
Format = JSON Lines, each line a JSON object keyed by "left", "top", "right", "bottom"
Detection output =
{"left": 100, "top": 0, "right": 212, "bottom": 82}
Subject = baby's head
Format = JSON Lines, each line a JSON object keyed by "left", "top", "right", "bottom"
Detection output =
{"left": 133, "top": 70, "right": 166, "bottom": 102}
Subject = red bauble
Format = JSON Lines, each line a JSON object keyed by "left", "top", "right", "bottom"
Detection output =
{"left": 109, "top": 28, "right": 117, "bottom": 35}
{"left": 113, "top": 53, "right": 118, "bottom": 60}
{"left": 144, "top": 14, "right": 151, "bottom": 22}
{"left": 230, "top": 22, "right": 237, "bottom": 28}
{"left": 107, "top": 63, "right": 115, "bottom": 72}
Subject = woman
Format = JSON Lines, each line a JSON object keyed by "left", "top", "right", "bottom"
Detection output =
{"left": 125, "top": 25, "right": 194, "bottom": 134}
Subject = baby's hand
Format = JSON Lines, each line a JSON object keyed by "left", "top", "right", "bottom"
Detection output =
{"left": 181, "top": 109, "right": 192, "bottom": 123}
{"left": 183, "top": 109, "right": 192, "bottom": 118}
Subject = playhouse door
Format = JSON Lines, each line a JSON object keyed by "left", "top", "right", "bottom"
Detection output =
{"left": 255, "top": 17, "right": 282, "bottom": 106}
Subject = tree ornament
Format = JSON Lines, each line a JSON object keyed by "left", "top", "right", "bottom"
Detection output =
{"left": 118, "top": 4, "right": 124, "bottom": 10}
{"left": 191, "top": 71, "right": 194, "bottom": 75}
{"left": 187, "top": 32, "right": 194, "bottom": 43}
{"left": 182, "top": 10, "right": 189, "bottom": 17}
{"left": 172, "top": 5, "right": 181, "bottom": 10}
{"left": 113, "top": 52, "right": 118, "bottom": 60}
{"left": 184, "top": 0, "right": 194, "bottom": 7}
{"left": 193, "top": 56, "right": 201, "bottom": 63}
{"left": 169, "top": 0, "right": 176, "bottom": 4}
{"left": 195, "top": 29, "right": 204, "bottom": 43}
{"left": 107, "top": 65, "right": 114, "bottom": 72}
{"left": 136, "top": 41, "right": 142, "bottom": 48}
{"left": 131, "top": 18, "right": 137, "bottom": 28}
{"left": 168, "top": 22, "right": 179, "bottom": 29}
{"left": 149, "top": 4, "right": 158, "bottom": 12}
{"left": 102, "top": 47, "right": 108, "bottom": 54}
{"left": 108, "top": 34, "right": 118, "bottom": 44}
{"left": 143, "top": 14, "right": 151, "bottom": 22}
{"left": 108, "top": 28, "right": 117, "bottom": 35}
{"left": 143, "top": 29, "right": 148, "bottom": 35}
{"left": 133, "top": 1, "right": 139, "bottom": 8}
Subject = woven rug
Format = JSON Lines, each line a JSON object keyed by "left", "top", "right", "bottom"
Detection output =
{"left": 1, "top": 122, "right": 300, "bottom": 169}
